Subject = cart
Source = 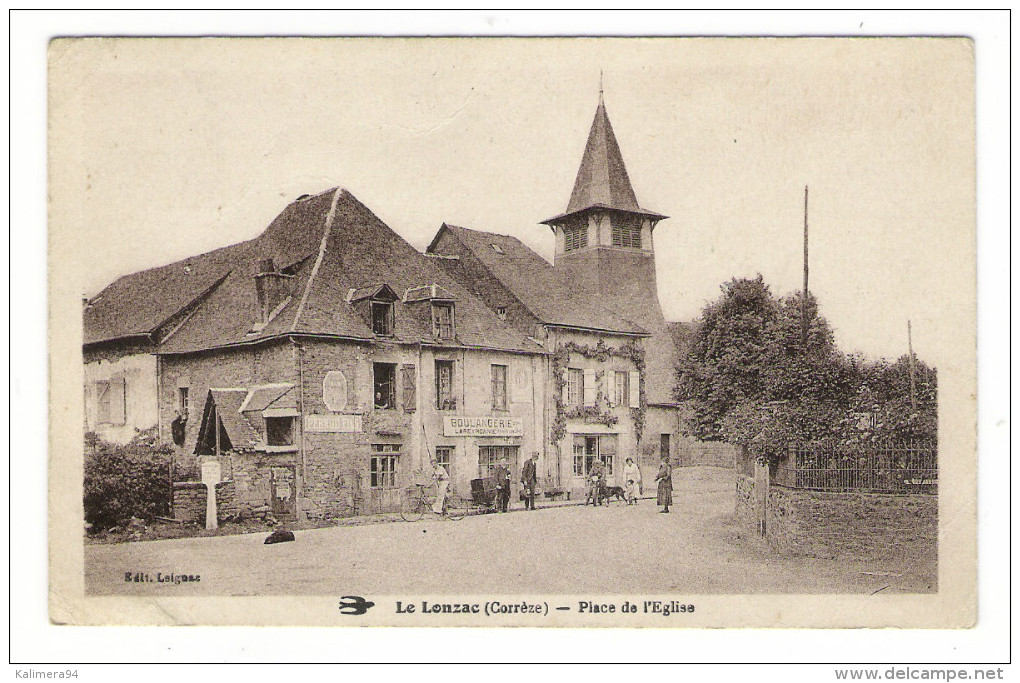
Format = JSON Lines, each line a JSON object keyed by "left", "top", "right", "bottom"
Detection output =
{"left": 469, "top": 477, "right": 499, "bottom": 514}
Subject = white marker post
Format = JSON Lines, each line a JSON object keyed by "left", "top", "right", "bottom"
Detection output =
{"left": 200, "top": 458, "right": 222, "bottom": 531}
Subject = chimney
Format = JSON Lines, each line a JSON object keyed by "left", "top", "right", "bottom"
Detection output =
{"left": 254, "top": 258, "right": 294, "bottom": 325}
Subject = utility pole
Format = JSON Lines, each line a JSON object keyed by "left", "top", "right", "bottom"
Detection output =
{"left": 908, "top": 319, "right": 918, "bottom": 412}
{"left": 802, "top": 185, "right": 809, "bottom": 351}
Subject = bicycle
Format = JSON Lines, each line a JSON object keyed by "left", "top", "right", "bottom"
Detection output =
{"left": 400, "top": 482, "right": 466, "bottom": 521}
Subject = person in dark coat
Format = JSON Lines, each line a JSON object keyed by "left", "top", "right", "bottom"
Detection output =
{"left": 493, "top": 457, "right": 511, "bottom": 512}
{"left": 521, "top": 452, "right": 539, "bottom": 511}
{"left": 655, "top": 455, "right": 673, "bottom": 513}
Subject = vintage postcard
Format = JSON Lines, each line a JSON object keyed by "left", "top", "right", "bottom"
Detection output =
{"left": 48, "top": 37, "right": 976, "bottom": 628}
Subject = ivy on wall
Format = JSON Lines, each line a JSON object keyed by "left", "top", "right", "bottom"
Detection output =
{"left": 550, "top": 338, "right": 647, "bottom": 448}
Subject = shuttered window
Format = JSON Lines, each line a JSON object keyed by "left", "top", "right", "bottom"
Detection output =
{"left": 567, "top": 368, "right": 583, "bottom": 406}
{"left": 96, "top": 377, "right": 126, "bottom": 425}
{"left": 629, "top": 371, "right": 641, "bottom": 408}
{"left": 490, "top": 364, "right": 508, "bottom": 411}
{"left": 401, "top": 364, "right": 416, "bottom": 411}
{"left": 564, "top": 221, "right": 587, "bottom": 252}
{"left": 611, "top": 217, "right": 642, "bottom": 249}
{"left": 613, "top": 370, "right": 629, "bottom": 407}
{"left": 582, "top": 369, "right": 597, "bottom": 406}
{"left": 435, "top": 360, "right": 455, "bottom": 410}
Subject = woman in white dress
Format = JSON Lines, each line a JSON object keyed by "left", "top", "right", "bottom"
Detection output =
{"left": 623, "top": 457, "right": 641, "bottom": 505}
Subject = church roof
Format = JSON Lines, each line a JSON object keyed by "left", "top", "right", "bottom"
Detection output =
{"left": 542, "top": 99, "right": 666, "bottom": 225}
{"left": 430, "top": 224, "right": 648, "bottom": 337}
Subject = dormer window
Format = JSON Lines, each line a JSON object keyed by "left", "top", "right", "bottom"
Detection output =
{"left": 372, "top": 301, "right": 394, "bottom": 336}
{"left": 432, "top": 302, "right": 455, "bottom": 339}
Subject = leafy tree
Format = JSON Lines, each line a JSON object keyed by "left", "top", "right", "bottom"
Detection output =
{"left": 675, "top": 275, "right": 776, "bottom": 441}
{"left": 676, "top": 275, "right": 936, "bottom": 451}
{"left": 84, "top": 428, "right": 173, "bottom": 531}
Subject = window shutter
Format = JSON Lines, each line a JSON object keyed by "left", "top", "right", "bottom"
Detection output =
{"left": 628, "top": 371, "right": 640, "bottom": 408}
{"left": 110, "top": 376, "right": 127, "bottom": 425}
{"left": 95, "top": 381, "right": 111, "bottom": 424}
{"left": 583, "top": 369, "right": 596, "bottom": 406}
{"left": 402, "top": 365, "right": 416, "bottom": 411}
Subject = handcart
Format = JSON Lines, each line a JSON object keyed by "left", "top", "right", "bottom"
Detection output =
{"left": 470, "top": 477, "right": 499, "bottom": 514}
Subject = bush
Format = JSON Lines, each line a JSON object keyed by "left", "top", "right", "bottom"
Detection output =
{"left": 83, "top": 428, "right": 173, "bottom": 531}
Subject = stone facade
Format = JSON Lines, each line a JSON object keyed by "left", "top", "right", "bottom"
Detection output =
{"left": 172, "top": 480, "right": 238, "bottom": 524}
{"left": 159, "top": 335, "right": 547, "bottom": 520}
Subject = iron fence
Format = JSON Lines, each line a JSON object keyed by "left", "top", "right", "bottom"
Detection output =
{"left": 774, "top": 440, "right": 937, "bottom": 494}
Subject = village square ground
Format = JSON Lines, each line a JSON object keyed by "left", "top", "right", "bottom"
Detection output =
{"left": 84, "top": 467, "right": 936, "bottom": 596}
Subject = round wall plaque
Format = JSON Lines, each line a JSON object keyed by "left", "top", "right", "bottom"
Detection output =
{"left": 322, "top": 370, "right": 348, "bottom": 412}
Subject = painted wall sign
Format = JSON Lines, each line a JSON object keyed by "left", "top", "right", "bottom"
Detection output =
{"left": 305, "top": 414, "right": 363, "bottom": 433}
{"left": 322, "top": 370, "right": 348, "bottom": 412}
{"left": 443, "top": 416, "right": 524, "bottom": 437}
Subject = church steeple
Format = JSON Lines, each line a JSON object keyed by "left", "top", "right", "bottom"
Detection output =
{"left": 565, "top": 99, "right": 643, "bottom": 216}
{"left": 542, "top": 94, "right": 666, "bottom": 256}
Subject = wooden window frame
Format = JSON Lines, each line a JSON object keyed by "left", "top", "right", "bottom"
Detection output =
{"left": 370, "top": 444, "right": 400, "bottom": 488}
{"left": 490, "top": 364, "right": 508, "bottom": 411}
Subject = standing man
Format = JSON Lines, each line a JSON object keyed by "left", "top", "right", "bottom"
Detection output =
{"left": 521, "top": 451, "right": 539, "bottom": 511}
{"left": 493, "top": 456, "right": 511, "bottom": 513}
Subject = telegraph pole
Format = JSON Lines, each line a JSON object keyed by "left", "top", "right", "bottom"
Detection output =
{"left": 908, "top": 319, "right": 918, "bottom": 412}
{"left": 802, "top": 185, "right": 809, "bottom": 351}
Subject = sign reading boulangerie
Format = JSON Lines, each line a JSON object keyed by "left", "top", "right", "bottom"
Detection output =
{"left": 444, "top": 416, "right": 524, "bottom": 437}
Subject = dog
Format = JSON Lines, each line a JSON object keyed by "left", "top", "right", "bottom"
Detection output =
{"left": 599, "top": 486, "right": 627, "bottom": 505}
{"left": 264, "top": 529, "right": 295, "bottom": 544}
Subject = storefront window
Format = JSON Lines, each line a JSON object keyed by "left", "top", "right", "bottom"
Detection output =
{"left": 478, "top": 445, "right": 519, "bottom": 478}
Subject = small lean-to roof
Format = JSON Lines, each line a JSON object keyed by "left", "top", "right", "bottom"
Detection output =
{"left": 206, "top": 389, "right": 261, "bottom": 450}
{"left": 429, "top": 224, "right": 648, "bottom": 337}
{"left": 239, "top": 384, "right": 296, "bottom": 413}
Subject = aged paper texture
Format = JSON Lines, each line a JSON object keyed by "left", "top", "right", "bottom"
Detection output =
{"left": 49, "top": 37, "right": 975, "bottom": 628}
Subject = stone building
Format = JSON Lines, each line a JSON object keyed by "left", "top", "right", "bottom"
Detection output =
{"left": 82, "top": 93, "right": 693, "bottom": 520}
{"left": 84, "top": 189, "right": 547, "bottom": 519}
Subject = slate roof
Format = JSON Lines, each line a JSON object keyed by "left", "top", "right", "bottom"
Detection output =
{"left": 206, "top": 389, "right": 261, "bottom": 450}
{"left": 428, "top": 224, "right": 648, "bottom": 337}
{"left": 428, "top": 223, "right": 688, "bottom": 405}
{"left": 84, "top": 188, "right": 545, "bottom": 357}
{"left": 542, "top": 100, "right": 666, "bottom": 225}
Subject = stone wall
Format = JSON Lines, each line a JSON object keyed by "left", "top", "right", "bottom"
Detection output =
{"left": 173, "top": 481, "right": 238, "bottom": 524}
{"left": 680, "top": 439, "right": 737, "bottom": 468}
{"left": 735, "top": 466, "right": 937, "bottom": 561}
{"left": 734, "top": 474, "right": 756, "bottom": 527}
{"left": 765, "top": 485, "right": 937, "bottom": 561}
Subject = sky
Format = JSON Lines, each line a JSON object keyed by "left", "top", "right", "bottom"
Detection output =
{"left": 51, "top": 37, "right": 974, "bottom": 366}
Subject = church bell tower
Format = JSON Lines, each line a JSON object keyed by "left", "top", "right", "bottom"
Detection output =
{"left": 542, "top": 92, "right": 668, "bottom": 322}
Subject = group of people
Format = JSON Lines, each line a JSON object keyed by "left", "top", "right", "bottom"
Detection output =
{"left": 429, "top": 451, "right": 540, "bottom": 515}
{"left": 586, "top": 455, "right": 673, "bottom": 512}
{"left": 429, "top": 451, "right": 673, "bottom": 515}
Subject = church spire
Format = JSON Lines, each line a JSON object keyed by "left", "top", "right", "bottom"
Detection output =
{"left": 542, "top": 92, "right": 665, "bottom": 225}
